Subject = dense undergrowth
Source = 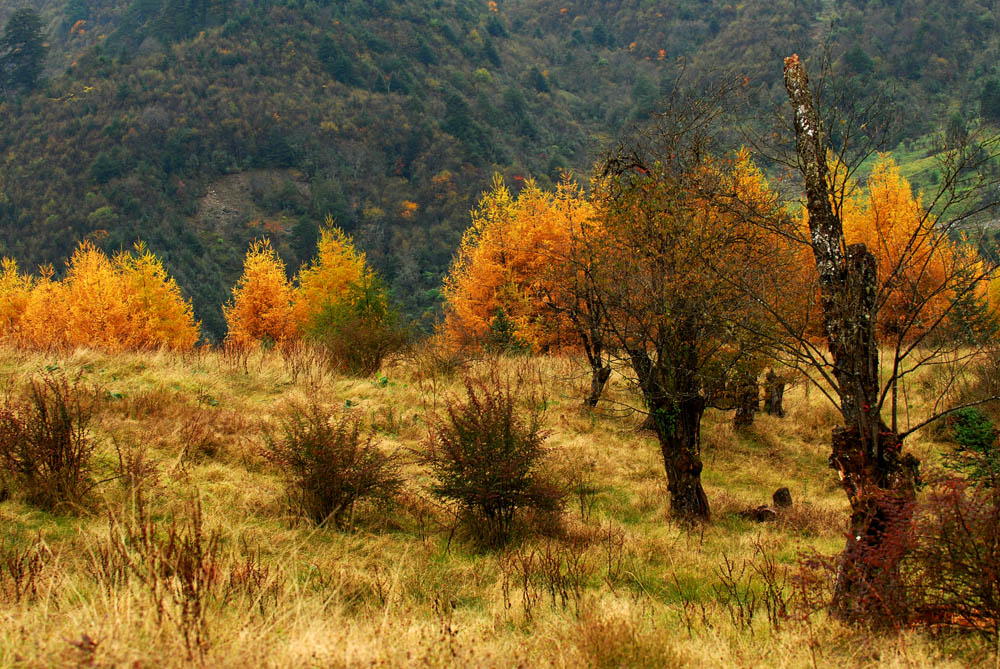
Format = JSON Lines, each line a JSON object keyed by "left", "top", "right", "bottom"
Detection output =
{"left": 0, "top": 345, "right": 994, "bottom": 667}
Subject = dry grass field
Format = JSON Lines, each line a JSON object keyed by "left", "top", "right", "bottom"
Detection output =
{"left": 0, "top": 345, "right": 992, "bottom": 667}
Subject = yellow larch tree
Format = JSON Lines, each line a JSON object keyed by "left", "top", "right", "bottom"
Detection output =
{"left": 0, "top": 242, "right": 199, "bottom": 352}
{"left": 839, "top": 155, "right": 979, "bottom": 341}
{"left": 291, "top": 218, "right": 369, "bottom": 334}
{"left": 115, "top": 242, "right": 200, "bottom": 351}
{"left": 0, "top": 258, "right": 33, "bottom": 345}
{"left": 441, "top": 174, "right": 590, "bottom": 352}
{"left": 224, "top": 238, "right": 295, "bottom": 349}
{"left": 18, "top": 265, "right": 67, "bottom": 350}
{"left": 62, "top": 241, "right": 133, "bottom": 352}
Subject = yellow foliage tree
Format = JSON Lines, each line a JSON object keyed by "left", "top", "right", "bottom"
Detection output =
{"left": 61, "top": 241, "right": 134, "bottom": 351}
{"left": 18, "top": 266, "right": 67, "bottom": 350}
{"left": 0, "top": 258, "right": 33, "bottom": 344}
{"left": 291, "top": 219, "right": 369, "bottom": 334}
{"left": 224, "top": 238, "right": 294, "bottom": 349}
{"left": 838, "top": 156, "right": 978, "bottom": 341}
{"left": 115, "top": 242, "right": 200, "bottom": 351}
{"left": 0, "top": 241, "right": 199, "bottom": 351}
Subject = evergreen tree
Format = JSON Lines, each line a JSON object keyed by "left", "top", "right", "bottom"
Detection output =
{"left": 981, "top": 79, "right": 1000, "bottom": 124}
{"left": 1, "top": 8, "right": 46, "bottom": 93}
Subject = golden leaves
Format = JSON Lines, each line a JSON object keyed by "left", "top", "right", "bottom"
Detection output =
{"left": 0, "top": 242, "right": 199, "bottom": 352}
{"left": 224, "top": 219, "right": 370, "bottom": 349}
{"left": 442, "top": 175, "right": 594, "bottom": 352}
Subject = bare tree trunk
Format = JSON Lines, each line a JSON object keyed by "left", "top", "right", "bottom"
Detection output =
{"left": 784, "top": 54, "right": 919, "bottom": 618}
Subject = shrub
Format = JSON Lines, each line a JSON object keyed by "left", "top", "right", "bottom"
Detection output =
{"left": 0, "top": 374, "right": 95, "bottom": 511}
{"left": 306, "top": 275, "right": 408, "bottom": 376}
{"left": 95, "top": 493, "right": 221, "bottom": 660}
{"left": 792, "top": 476, "right": 1000, "bottom": 642}
{"left": 265, "top": 402, "right": 401, "bottom": 528}
{"left": 422, "top": 376, "right": 563, "bottom": 546}
{"left": 905, "top": 476, "right": 1000, "bottom": 641}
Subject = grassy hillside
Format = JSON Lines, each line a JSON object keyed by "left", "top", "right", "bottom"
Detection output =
{"left": 0, "top": 346, "right": 991, "bottom": 666}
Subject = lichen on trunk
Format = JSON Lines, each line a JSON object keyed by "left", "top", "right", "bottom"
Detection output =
{"left": 783, "top": 53, "right": 920, "bottom": 618}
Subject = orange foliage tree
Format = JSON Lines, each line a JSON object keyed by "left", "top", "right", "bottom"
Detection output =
{"left": 0, "top": 241, "right": 199, "bottom": 351}
{"left": 841, "top": 156, "right": 983, "bottom": 340}
{"left": 224, "top": 238, "right": 295, "bottom": 349}
{"left": 442, "top": 174, "right": 592, "bottom": 353}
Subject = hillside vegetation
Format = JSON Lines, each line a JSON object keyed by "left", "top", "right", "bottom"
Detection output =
{"left": 0, "top": 346, "right": 991, "bottom": 667}
{"left": 3, "top": 0, "right": 1000, "bottom": 336}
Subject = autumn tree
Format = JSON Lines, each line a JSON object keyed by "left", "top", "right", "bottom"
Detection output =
{"left": 293, "top": 220, "right": 404, "bottom": 375}
{"left": 442, "top": 175, "right": 579, "bottom": 354}
{"left": 780, "top": 54, "right": 999, "bottom": 617}
{"left": 17, "top": 266, "right": 66, "bottom": 350}
{"left": 0, "top": 242, "right": 198, "bottom": 351}
{"left": 61, "top": 241, "right": 134, "bottom": 351}
{"left": 0, "top": 258, "right": 33, "bottom": 344}
{"left": 291, "top": 218, "right": 369, "bottom": 335}
{"left": 588, "top": 82, "right": 786, "bottom": 520}
{"left": 443, "top": 175, "right": 615, "bottom": 404}
{"left": 115, "top": 242, "right": 200, "bottom": 351}
{"left": 224, "top": 238, "right": 294, "bottom": 350}
{"left": 535, "top": 179, "right": 613, "bottom": 407}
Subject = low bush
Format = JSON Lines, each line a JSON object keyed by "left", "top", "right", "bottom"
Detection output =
{"left": 0, "top": 373, "right": 95, "bottom": 511}
{"left": 265, "top": 402, "right": 401, "bottom": 528}
{"left": 905, "top": 476, "right": 1000, "bottom": 641}
{"left": 422, "top": 376, "right": 563, "bottom": 546}
{"left": 306, "top": 276, "right": 408, "bottom": 377}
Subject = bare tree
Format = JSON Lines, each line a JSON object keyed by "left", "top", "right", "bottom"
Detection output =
{"left": 537, "top": 231, "right": 612, "bottom": 408}
{"left": 780, "top": 54, "right": 1000, "bottom": 617}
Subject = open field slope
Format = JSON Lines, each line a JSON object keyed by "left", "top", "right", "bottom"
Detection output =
{"left": 0, "top": 347, "right": 990, "bottom": 667}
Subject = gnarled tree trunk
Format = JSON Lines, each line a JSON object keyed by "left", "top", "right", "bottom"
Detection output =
{"left": 655, "top": 394, "right": 711, "bottom": 519}
{"left": 629, "top": 347, "right": 711, "bottom": 521}
{"left": 784, "top": 54, "right": 919, "bottom": 618}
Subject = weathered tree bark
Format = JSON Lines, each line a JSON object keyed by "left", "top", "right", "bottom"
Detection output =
{"left": 784, "top": 54, "right": 919, "bottom": 618}
{"left": 763, "top": 369, "right": 786, "bottom": 417}
{"left": 657, "top": 394, "right": 711, "bottom": 519}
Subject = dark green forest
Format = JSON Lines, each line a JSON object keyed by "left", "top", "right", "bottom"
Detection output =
{"left": 2, "top": 0, "right": 1000, "bottom": 338}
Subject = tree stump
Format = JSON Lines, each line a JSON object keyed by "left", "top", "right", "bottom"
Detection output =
{"left": 763, "top": 369, "right": 785, "bottom": 417}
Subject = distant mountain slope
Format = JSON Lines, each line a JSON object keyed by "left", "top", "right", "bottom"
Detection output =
{"left": 1, "top": 0, "right": 998, "bottom": 338}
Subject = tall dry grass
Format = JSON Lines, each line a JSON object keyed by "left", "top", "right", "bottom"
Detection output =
{"left": 0, "top": 345, "right": 991, "bottom": 667}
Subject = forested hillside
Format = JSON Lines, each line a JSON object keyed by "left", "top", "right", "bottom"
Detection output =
{"left": 2, "top": 0, "right": 1000, "bottom": 337}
